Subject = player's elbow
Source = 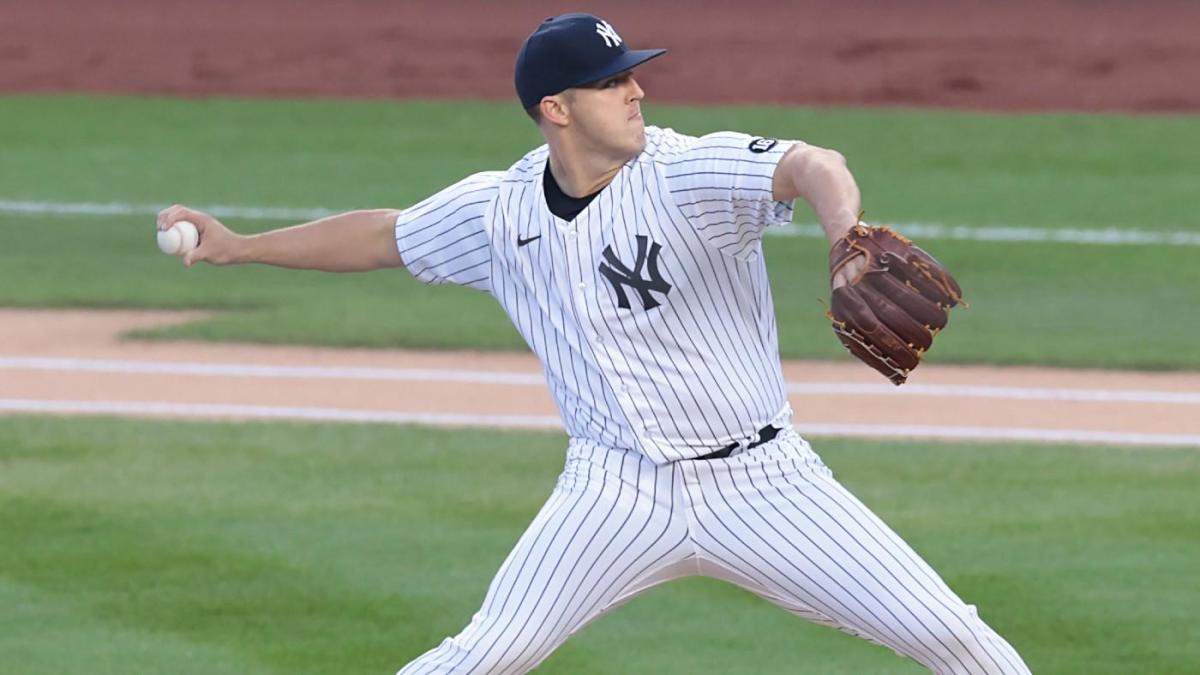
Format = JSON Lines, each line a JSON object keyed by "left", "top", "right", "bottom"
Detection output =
{"left": 808, "top": 147, "right": 847, "bottom": 174}
{"left": 776, "top": 145, "right": 850, "bottom": 201}
{"left": 373, "top": 209, "right": 406, "bottom": 269}
{"left": 778, "top": 146, "right": 850, "bottom": 202}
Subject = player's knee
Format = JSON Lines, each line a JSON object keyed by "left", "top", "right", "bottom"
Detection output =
{"left": 917, "top": 605, "right": 1017, "bottom": 675}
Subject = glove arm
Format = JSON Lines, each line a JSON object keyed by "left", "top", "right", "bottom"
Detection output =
{"left": 771, "top": 144, "right": 861, "bottom": 243}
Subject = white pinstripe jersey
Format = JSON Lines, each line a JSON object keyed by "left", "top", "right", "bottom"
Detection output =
{"left": 395, "top": 126, "right": 800, "bottom": 464}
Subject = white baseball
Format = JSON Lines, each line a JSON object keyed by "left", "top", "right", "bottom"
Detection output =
{"left": 157, "top": 220, "right": 200, "bottom": 256}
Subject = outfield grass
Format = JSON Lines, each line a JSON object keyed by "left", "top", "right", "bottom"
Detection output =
{"left": 1, "top": 416, "right": 1197, "bottom": 674}
{"left": 2, "top": 96, "right": 1197, "bottom": 230}
{"left": 4, "top": 210, "right": 1200, "bottom": 369}
{"left": 1, "top": 95, "right": 1199, "bottom": 368}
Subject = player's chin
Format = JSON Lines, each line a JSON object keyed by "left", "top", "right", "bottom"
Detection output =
{"left": 629, "top": 123, "right": 647, "bottom": 152}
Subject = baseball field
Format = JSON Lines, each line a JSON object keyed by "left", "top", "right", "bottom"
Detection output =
{"left": 2, "top": 2, "right": 1199, "bottom": 674}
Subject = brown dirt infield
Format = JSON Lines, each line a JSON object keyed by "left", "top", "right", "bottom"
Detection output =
{"left": 3, "top": 310, "right": 1198, "bottom": 447}
{"left": 3, "top": 0, "right": 1200, "bottom": 112}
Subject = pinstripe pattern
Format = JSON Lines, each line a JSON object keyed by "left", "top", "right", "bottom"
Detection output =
{"left": 395, "top": 171, "right": 504, "bottom": 292}
{"left": 398, "top": 429, "right": 1028, "bottom": 674}
{"left": 682, "top": 429, "right": 1028, "bottom": 674}
{"left": 394, "top": 128, "right": 799, "bottom": 464}
{"left": 393, "top": 127, "right": 1028, "bottom": 673}
{"left": 398, "top": 439, "right": 693, "bottom": 675}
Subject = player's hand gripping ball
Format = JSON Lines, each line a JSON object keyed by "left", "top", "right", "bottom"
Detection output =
{"left": 827, "top": 224, "right": 963, "bottom": 385}
{"left": 157, "top": 220, "right": 200, "bottom": 256}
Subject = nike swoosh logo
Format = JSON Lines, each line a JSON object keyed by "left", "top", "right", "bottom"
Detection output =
{"left": 517, "top": 235, "right": 542, "bottom": 247}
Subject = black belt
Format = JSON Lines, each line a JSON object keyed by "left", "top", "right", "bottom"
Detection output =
{"left": 693, "top": 425, "right": 781, "bottom": 461}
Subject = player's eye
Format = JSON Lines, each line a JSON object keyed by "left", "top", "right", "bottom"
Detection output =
{"left": 602, "top": 72, "right": 633, "bottom": 88}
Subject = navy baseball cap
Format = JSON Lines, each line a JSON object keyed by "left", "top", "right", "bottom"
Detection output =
{"left": 515, "top": 13, "right": 667, "bottom": 110}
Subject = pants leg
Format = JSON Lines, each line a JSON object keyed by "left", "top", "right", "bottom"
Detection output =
{"left": 682, "top": 428, "right": 1030, "bottom": 675}
{"left": 397, "top": 441, "right": 693, "bottom": 675}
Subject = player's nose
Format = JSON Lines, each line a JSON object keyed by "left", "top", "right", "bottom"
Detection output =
{"left": 628, "top": 76, "right": 644, "bottom": 102}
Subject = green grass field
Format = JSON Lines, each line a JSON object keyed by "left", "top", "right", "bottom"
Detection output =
{"left": 2, "top": 417, "right": 1198, "bottom": 674}
{"left": 2, "top": 94, "right": 1199, "bottom": 673}
{"left": 2, "top": 96, "right": 1199, "bottom": 367}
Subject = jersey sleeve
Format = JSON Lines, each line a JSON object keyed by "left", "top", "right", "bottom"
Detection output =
{"left": 663, "top": 131, "right": 800, "bottom": 259}
{"left": 394, "top": 171, "right": 502, "bottom": 293}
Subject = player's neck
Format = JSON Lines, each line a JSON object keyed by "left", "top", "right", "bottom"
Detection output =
{"left": 546, "top": 145, "right": 624, "bottom": 199}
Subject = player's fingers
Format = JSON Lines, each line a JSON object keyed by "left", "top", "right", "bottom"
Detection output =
{"left": 156, "top": 204, "right": 182, "bottom": 230}
{"left": 157, "top": 204, "right": 210, "bottom": 231}
{"left": 832, "top": 255, "right": 866, "bottom": 289}
{"left": 183, "top": 244, "right": 205, "bottom": 268}
{"left": 157, "top": 204, "right": 196, "bottom": 230}
{"left": 190, "top": 212, "right": 219, "bottom": 237}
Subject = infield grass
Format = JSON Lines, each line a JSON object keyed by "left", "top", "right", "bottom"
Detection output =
{"left": 2, "top": 416, "right": 1197, "bottom": 674}
{"left": 2, "top": 95, "right": 1199, "bottom": 368}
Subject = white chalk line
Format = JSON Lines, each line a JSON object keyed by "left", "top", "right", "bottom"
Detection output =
{"left": 0, "top": 399, "right": 561, "bottom": 429}
{"left": 790, "top": 422, "right": 1200, "bottom": 448}
{"left": 1, "top": 399, "right": 1196, "bottom": 448}
{"left": 0, "top": 199, "right": 337, "bottom": 222}
{"left": 3, "top": 356, "right": 1199, "bottom": 404}
{"left": 0, "top": 357, "right": 547, "bottom": 386}
{"left": 789, "top": 381, "right": 1200, "bottom": 404}
{"left": 3, "top": 199, "right": 1199, "bottom": 246}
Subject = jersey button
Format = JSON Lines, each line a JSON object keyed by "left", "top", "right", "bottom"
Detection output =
{"left": 578, "top": 281, "right": 587, "bottom": 289}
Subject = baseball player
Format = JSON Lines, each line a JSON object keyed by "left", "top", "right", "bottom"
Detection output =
{"left": 158, "top": 13, "right": 1030, "bottom": 674}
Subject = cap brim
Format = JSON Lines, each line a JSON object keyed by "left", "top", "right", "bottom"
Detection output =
{"left": 570, "top": 48, "right": 668, "bottom": 89}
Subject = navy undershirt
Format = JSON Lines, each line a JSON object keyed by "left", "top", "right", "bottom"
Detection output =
{"left": 543, "top": 161, "right": 601, "bottom": 221}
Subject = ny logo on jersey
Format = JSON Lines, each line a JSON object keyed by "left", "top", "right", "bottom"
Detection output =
{"left": 598, "top": 235, "right": 672, "bottom": 310}
{"left": 595, "top": 20, "right": 622, "bottom": 48}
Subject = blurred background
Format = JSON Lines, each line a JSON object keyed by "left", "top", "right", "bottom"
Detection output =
{"left": 1, "top": 2, "right": 1198, "bottom": 674}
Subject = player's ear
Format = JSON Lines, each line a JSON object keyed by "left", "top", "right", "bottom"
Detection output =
{"left": 541, "top": 94, "right": 571, "bottom": 128}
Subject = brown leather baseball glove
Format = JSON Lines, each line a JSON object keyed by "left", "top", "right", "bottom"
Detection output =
{"left": 827, "top": 224, "right": 963, "bottom": 385}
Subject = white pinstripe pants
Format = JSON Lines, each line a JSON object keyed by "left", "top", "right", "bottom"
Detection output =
{"left": 398, "top": 428, "right": 1030, "bottom": 674}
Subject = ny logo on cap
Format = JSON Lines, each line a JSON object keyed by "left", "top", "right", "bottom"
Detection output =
{"left": 595, "top": 20, "right": 623, "bottom": 48}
